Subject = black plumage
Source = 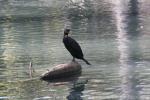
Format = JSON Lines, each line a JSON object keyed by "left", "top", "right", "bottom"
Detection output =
{"left": 63, "top": 29, "right": 91, "bottom": 65}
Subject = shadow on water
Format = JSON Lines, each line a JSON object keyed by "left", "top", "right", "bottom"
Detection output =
{"left": 114, "top": 0, "right": 142, "bottom": 100}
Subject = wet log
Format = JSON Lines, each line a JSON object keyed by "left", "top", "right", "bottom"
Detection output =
{"left": 40, "top": 61, "right": 81, "bottom": 81}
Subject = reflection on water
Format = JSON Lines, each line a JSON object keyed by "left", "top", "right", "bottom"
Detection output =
{"left": 67, "top": 79, "right": 88, "bottom": 100}
{"left": 0, "top": 0, "right": 150, "bottom": 100}
{"left": 114, "top": 0, "right": 141, "bottom": 100}
{"left": 114, "top": 0, "right": 150, "bottom": 100}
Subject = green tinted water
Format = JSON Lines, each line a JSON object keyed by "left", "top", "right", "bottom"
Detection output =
{"left": 0, "top": 0, "right": 150, "bottom": 100}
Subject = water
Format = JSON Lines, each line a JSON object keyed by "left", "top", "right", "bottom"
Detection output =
{"left": 0, "top": 0, "right": 150, "bottom": 100}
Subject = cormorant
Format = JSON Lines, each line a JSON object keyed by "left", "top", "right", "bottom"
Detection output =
{"left": 63, "top": 29, "right": 91, "bottom": 65}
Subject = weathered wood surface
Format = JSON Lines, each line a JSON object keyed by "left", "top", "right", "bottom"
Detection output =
{"left": 40, "top": 61, "right": 81, "bottom": 81}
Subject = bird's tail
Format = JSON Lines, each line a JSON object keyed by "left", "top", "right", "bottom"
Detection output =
{"left": 82, "top": 58, "right": 91, "bottom": 65}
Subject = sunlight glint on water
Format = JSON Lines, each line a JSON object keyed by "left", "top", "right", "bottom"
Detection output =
{"left": 113, "top": 0, "right": 141, "bottom": 100}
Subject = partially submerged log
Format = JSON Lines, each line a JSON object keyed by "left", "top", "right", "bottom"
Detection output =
{"left": 40, "top": 61, "right": 82, "bottom": 81}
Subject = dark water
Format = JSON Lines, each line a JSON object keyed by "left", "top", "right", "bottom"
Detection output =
{"left": 0, "top": 0, "right": 150, "bottom": 100}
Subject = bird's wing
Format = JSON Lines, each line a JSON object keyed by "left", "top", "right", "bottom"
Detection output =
{"left": 67, "top": 37, "right": 83, "bottom": 55}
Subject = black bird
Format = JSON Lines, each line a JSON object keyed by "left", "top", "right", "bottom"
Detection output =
{"left": 63, "top": 29, "right": 91, "bottom": 65}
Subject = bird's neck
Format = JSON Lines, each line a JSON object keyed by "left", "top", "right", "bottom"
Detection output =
{"left": 64, "top": 34, "right": 68, "bottom": 38}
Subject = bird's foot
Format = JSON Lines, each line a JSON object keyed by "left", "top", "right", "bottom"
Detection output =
{"left": 72, "top": 58, "right": 75, "bottom": 62}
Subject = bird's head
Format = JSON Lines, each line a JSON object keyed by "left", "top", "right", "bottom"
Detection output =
{"left": 64, "top": 29, "right": 70, "bottom": 36}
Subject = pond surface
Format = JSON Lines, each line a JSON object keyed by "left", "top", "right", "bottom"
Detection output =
{"left": 0, "top": 0, "right": 150, "bottom": 100}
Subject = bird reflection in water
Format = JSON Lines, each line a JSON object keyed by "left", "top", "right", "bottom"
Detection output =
{"left": 67, "top": 79, "right": 88, "bottom": 100}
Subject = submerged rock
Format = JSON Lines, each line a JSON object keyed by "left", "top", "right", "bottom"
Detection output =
{"left": 40, "top": 61, "right": 81, "bottom": 81}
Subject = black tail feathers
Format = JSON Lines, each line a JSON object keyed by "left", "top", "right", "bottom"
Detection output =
{"left": 82, "top": 58, "right": 91, "bottom": 65}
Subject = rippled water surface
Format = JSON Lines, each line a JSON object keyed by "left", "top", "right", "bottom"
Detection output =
{"left": 0, "top": 0, "right": 150, "bottom": 100}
